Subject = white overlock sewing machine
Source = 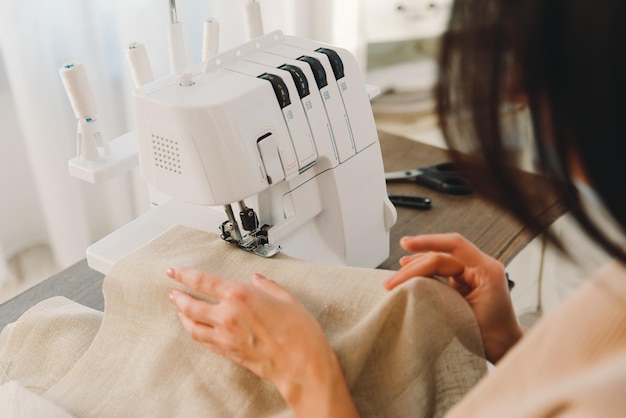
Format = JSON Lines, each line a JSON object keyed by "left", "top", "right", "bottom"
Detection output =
{"left": 60, "top": 3, "right": 397, "bottom": 275}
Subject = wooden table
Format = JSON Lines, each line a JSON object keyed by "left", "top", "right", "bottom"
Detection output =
{"left": 0, "top": 132, "right": 566, "bottom": 329}
{"left": 378, "top": 131, "right": 564, "bottom": 270}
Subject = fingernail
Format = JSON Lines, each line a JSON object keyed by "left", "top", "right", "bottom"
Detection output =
{"left": 166, "top": 267, "right": 175, "bottom": 278}
{"left": 252, "top": 273, "right": 265, "bottom": 280}
{"left": 168, "top": 290, "right": 177, "bottom": 302}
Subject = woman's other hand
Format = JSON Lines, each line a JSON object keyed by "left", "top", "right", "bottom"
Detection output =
{"left": 166, "top": 267, "right": 359, "bottom": 418}
{"left": 384, "top": 233, "right": 523, "bottom": 363}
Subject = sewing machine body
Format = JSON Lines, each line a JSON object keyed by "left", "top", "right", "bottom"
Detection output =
{"left": 87, "top": 32, "right": 396, "bottom": 274}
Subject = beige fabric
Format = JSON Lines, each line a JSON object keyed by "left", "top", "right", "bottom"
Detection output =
{"left": 0, "top": 381, "right": 73, "bottom": 418}
{"left": 445, "top": 261, "right": 626, "bottom": 418}
{"left": 0, "top": 297, "right": 103, "bottom": 393}
{"left": 0, "top": 225, "right": 486, "bottom": 417}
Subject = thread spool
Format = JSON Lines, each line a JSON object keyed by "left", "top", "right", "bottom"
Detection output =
{"left": 58, "top": 62, "right": 98, "bottom": 119}
{"left": 243, "top": 0, "right": 264, "bottom": 40}
{"left": 202, "top": 18, "right": 220, "bottom": 61}
{"left": 126, "top": 42, "right": 154, "bottom": 87}
{"left": 59, "top": 61, "right": 109, "bottom": 161}
{"left": 168, "top": 21, "right": 187, "bottom": 74}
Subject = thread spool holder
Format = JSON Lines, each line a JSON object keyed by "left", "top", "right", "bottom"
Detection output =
{"left": 68, "top": 130, "right": 138, "bottom": 183}
{"left": 76, "top": 117, "right": 110, "bottom": 161}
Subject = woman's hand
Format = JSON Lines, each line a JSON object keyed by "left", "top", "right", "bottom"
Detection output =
{"left": 384, "top": 233, "right": 523, "bottom": 363}
{"left": 166, "top": 267, "right": 359, "bottom": 418}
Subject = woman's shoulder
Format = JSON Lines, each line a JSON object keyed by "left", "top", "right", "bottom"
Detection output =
{"left": 443, "top": 260, "right": 626, "bottom": 418}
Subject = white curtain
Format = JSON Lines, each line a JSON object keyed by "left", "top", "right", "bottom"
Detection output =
{"left": 0, "top": 0, "right": 362, "bottom": 285}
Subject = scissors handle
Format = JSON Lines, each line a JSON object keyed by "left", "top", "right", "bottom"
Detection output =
{"left": 415, "top": 163, "right": 473, "bottom": 195}
{"left": 414, "top": 174, "right": 472, "bottom": 195}
{"left": 388, "top": 195, "right": 432, "bottom": 210}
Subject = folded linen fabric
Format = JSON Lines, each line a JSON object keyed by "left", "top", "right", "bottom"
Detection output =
{"left": 0, "top": 296, "right": 103, "bottom": 392}
{"left": 0, "top": 225, "right": 486, "bottom": 417}
{"left": 0, "top": 381, "right": 73, "bottom": 418}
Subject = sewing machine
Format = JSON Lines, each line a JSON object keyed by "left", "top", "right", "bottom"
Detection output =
{"left": 75, "top": 31, "right": 396, "bottom": 274}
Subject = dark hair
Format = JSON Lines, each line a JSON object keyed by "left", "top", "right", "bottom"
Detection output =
{"left": 436, "top": 0, "right": 626, "bottom": 263}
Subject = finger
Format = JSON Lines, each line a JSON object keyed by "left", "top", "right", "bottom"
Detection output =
{"left": 250, "top": 273, "right": 295, "bottom": 303}
{"left": 447, "top": 276, "right": 473, "bottom": 297}
{"left": 177, "top": 311, "right": 215, "bottom": 344}
{"left": 399, "top": 233, "right": 486, "bottom": 267}
{"left": 169, "top": 290, "right": 218, "bottom": 327}
{"left": 384, "top": 252, "right": 464, "bottom": 290}
{"left": 167, "top": 266, "right": 234, "bottom": 298}
{"left": 399, "top": 255, "right": 415, "bottom": 267}
{"left": 180, "top": 313, "right": 255, "bottom": 368}
{"left": 398, "top": 252, "right": 429, "bottom": 267}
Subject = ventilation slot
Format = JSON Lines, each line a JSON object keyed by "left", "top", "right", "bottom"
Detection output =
{"left": 151, "top": 134, "right": 182, "bottom": 175}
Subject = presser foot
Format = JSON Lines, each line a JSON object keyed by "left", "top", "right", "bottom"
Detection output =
{"left": 220, "top": 221, "right": 281, "bottom": 258}
{"left": 247, "top": 241, "right": 281, "bottom": 258}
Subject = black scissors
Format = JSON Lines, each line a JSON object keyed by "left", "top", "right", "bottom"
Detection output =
{"left": 385, "top": 162, "right": 473, "bottom": 195}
